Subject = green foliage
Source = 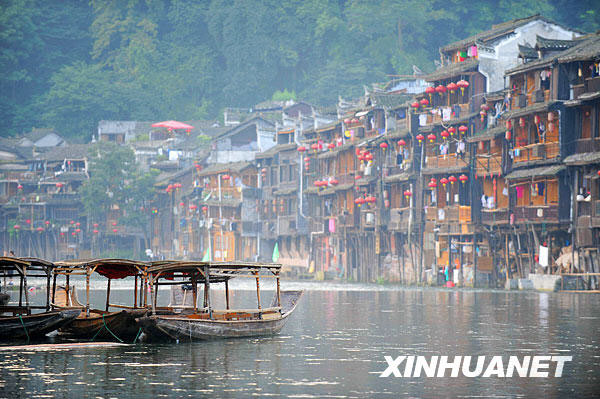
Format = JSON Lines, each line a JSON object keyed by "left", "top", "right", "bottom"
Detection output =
{"left": 1, "top": 0, "right": 599, "bottom": 139}
{"left": 81, "top": 142, "right": 157, "bottom": 235}
{"left": 272, "top": 89, "right": 297, "bottom": 102}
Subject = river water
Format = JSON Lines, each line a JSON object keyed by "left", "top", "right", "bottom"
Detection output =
{"left": 0, "top": 279, "right": 599, "bottom": 398}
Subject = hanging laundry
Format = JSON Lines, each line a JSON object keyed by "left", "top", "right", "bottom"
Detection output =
{"left": 442, "top": 107, "right": 452, "bottom": 121}
{"left": 470, "top": 45, "right": 478, "bottom": 57}
{"left": 537, "top": 182, "right": 545, "bottom": 196}
{"left": 419, "top": 113, "right": 428, "bottom": 126}
{"left": 516, "top": 185, "right": 524, "bottom": 198}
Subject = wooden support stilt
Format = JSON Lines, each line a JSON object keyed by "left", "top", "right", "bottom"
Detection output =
{"left": 105, "top": 278, "right": 111, "bottom": 311}
{"left": 225, "top": 279, "right": 230, "bottom": 310}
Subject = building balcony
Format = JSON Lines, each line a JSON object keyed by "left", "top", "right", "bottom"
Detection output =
{"left": 475, "top": 154, "right": 502, "bottom": 177}
{"left": 359, "top": 207, "right": 380, "bottom": 230}
{"left": 389, "top": 207, "right": 411, "bottom": 231}
{"left": 424, "top": 153, "right": 470, "bottom": 170}
{"left": 481, "top": 207, "right": 510, "bottom": 225}
{"left": 574, "top": 137, "right": 600, "bottom": 154}
{"left": 513, "top": 142, "right": 559, "bottom": 164}
{"left": 436, "top": 205, "right": 471, "bottom": 224}
{"left": 514, "top": 204, "right": 559, "bottom": 223}
{"left": 511, "top": 90, "right": 550, "bottom": 109}
{"left": 276, "top": 214, "right": 298, "bottom": 236}
{"left": 416, "top": 103, "right": 471, "bottom": 127}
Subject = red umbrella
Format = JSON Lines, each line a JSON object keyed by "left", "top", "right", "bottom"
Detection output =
{"left": 151, "top": 120, "right": 195, "bottom": 132}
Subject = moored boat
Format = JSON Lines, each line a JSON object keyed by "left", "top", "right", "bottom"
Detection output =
{"left": 137, "top": 260, "right": 303, "bottom": 341}
{"left": 0, "top": 257, "right": 80, "bottom": 340}
{"left": 52, "top": 259, "right": 150, "bottom": 342}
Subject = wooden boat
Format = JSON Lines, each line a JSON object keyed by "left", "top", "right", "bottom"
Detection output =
{"left": 0, "top": 257, "right": 81, "bottom": 340}
{"left": 137, "top": 261, "right": 303, "bottom": 341}
{"left": 52, "top": 259, "right": 150, "bottom": 342}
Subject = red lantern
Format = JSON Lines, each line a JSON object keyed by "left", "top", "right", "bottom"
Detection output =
{"left": 458, "top": 125, "right": 468, "bottom": 135}
{"left": 435, "top": 85, "right": 447, "bottom": 94}
{"left": 355, "top": 148, "right": 361, "bottom": 156}
{"left": 36, "top": 227, "right": 44, "bottom": 232}
{"left": 174, "top": 183, "right": 182, "bottom": 189}
{"left": 297, "top": 146, "right": 307, "bottom": 152}
{"left": 505, "top": 120, "right": 512, "bottom": 130}
{"left": 447, "top": 82, "right": 458, "bottom": 93}
{"left": 190, "top": 204, "right": 198, "bottom": 210}
{"left": 416, "top": 134, "right": 425, "bottom": 143}
{"left": 403, "top": 190, "right": 412, "bottom": 200}
{"left": 75, "top": 228, "right": 81, "bottom": 233}
{"left": 71, "top": 232, "right": 76, "bottom": 236}
{"left": 425, "top": 86, "right": 435, "bottom": 100}
{"left": 112, "top": 221, "right": 117, "bottom": 226}
{"left": 366, "top": 196, "right": 376, "bottom": 203}
{"left": 427, "top": 134, "right": 436, "bottom": 143}
{"left": 420, "top": 98, "right": 429, "bottom": 107}
{"left": 355, "top": 175, "right": 361, "bottom": 180}
{"left": 448, "top": 175, "right": 457, "bottom": 185}
{"left": 93, "top": 230, "right": 99, "bottom": 234}
{"left": 365, "top": 153, "right": 374, "bottom": 162}
{"left": 519, "top": 117, "right": 525, "bottom": 127}
{"left": 17, "top": 184, "right": 23, "bottom": 190}
{"left": 45, "top": 220, "right": 50, "bottom": 225}
{"left": 428, "top": 180, "right": 437, "bottom": 189}
{"left": 397, "top": 139, "right": 406, "bottom": 147}
{"left": 93, "top": 223, "right": 99, "bottom": 228}
{"left": 60, "top": 232, "right": 64, "bottom": 236}
{"left": 505, "top": 130, "right": 512, "bottom": 140}
{"left": 380, "top": 142, "right": 388, "bottom": 150}
{"left": 311, "top": 143, "right": 319, "bottom": 151}
{"left": 597, "top": 170, "right": 600, "bottom": 176}
{"left": 112, "top": 228, "right": 118, "bottom": 233}
{"left": 76, "top": 222, "right": 81, "bottom": 227}
{"left": 327, "top": 143, "right": 335, "bottom": 150}
{"left": 330, "top": 179, "right": 339, "bottom": 186}
{"left": 13, "top": 225, "right": 20, "bottom": 230}
{"left": 459, "top": 174, "right": 468, "bottom": 184}
{"left": 344, "top": 118, "right": 351, "bottom": 124}
{"left": 26, "top": 219, "right": 31, "bottom": 224}
{"left": 411, "top": 101, "right": 420, "bottom": 109}
{"left": 448, "top": 127, "right": 456, "bottom": 136}
{"left": 56, "top": 182, "right": 63, "bottom": 188}
{"left": 355, "top": 197, "right": 366, "bottom": 206}
{"left": 440, "top": 177, "right": 449, "bottom": 187}
{"left": 534, "top": 115, "right": 540, "bottom": 124}
{"left": 222, "top": 174, "right": 231, "bottom": 181}
{"left": 441, "top": 130, "right": 449, "bottom": 140}
{"left": 480, "top": 104, "right": 490, "bottom": 111}
{"left": 70, "top": 220, "right": 75, "bottom": 225}
{"left": 457, "top": 79, "right": 469, "bottom": 95}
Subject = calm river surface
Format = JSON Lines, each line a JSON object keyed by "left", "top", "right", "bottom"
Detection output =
{"left": 1, "top": 279, "right": 599, "bottom": 398}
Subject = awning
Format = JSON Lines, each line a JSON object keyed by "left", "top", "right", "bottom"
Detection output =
{"left": 505, "top": 165, "right": 565, "bottom": 180}
{"left": 563, "top": 151, "right": 600, "bottom": 165}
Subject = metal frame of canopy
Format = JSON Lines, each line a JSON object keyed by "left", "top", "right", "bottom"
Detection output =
{"left": 146, "top": 261, "right": 282, "bottom": 319}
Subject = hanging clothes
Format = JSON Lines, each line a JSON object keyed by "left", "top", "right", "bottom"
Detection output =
{"left": 516, "top": 185, "right": 524, "bottom": 198}
{"left": 419, "top": 114, "right": 428, "bottom": 126}
{"left": 537, "top": 182, "right": 545, "bottom": 196}
{"left": 442, "top": 107, "right": 452, "bottom": 121}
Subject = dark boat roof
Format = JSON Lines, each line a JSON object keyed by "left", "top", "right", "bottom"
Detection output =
{"left": 147, "top": 261, "right": 282, "bottom": 283}
{"left": 54, "top": 258, "right": 148, "bottom": 279}
{"left": 0, "top": 256, "right": 53, "bottom": 276}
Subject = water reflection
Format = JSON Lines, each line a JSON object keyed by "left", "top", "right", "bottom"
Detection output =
{"left": 1, "top": 286, "right": 599, "bottom": 397}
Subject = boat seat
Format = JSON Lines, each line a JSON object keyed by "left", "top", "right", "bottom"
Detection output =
{"left": 52, "top": 286, "right": 85, "bottom": 309}
{"left": 168, "top": 285, "right": 196, "bottom": 313}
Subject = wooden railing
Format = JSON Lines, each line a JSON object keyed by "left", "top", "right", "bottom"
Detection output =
{"left": 574, "top": 138, "right": 600, "bottom": 153}
{"left": 513, "top": 142, "right": 559, "bottom": 164}
{"left": 475, "top": 154, "right": 502, "bottom": 177}
{"left": 389, "top": 208, "right": 411, "bottom": 231}
{"left": 425, "top": 153, "right": 470, "bottom": 169}
{"left": 514, "top": 205, "right": 559, "bottom": 222}
{"left": 481, "top": 208, "right": 509, "bottom": 225}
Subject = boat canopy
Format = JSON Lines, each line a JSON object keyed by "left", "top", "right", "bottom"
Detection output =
{"left": 0, "top": 256, "right": 54, "bottom": 277}
{"left": 147, "top": 261, "right": 282, "bottom": 283}
{"left": 54, "top": 258, "right": 148, "bottom": 279}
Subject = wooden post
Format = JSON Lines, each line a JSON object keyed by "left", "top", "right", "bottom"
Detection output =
{"left": 105, "top": 278, "right": 111, "bottom": 311}
{"left": 225, "top": 279, "right": 230, "bottom": 310}
{"left": 150, "top": 277, "right": 156, "bottom": 315}
{"left": 51, "top": 273, "right": 57, "bottom": 306}
{"left": 46, "top": 269, "right": 51, "bottom": 311}
{"left": 153, "top": 281, "right": 158, "bottom": 311}
{"left": 18, "top": 268, "right": 23, "bottom": 307}
{"left": 473, "top": 233, "right": 478, "bottom": 288}
{"left": 276, "top": 273, "right": 281, "bottom": 308}
{"left": 85, "top": 271, "right": 90, "bottom": 317}
{"left": 505, "top": 235, "right": 510, "bottom": 284}
{"left": 255, "top": 271, "right": 261, "bottom": 311}
{"left": 192, "top": 274, "right": 198, "bottom": 313}
{"left": 204, "top": 266, "right": 211, "bottom": 319}
{"left": 134, "top": 274, "right": 138, "bottom": 308}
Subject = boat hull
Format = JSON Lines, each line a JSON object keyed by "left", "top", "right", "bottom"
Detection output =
{"left": 138, "top": 290, "right": 303, "bottom": 342}
{"left": 0, "top": 309, "right": 81, "bottom": 340}
{"left": 59, "top": 309, "right": 148, "bottom": 342}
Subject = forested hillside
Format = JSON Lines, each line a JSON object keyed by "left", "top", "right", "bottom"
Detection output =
{"left": 1, "top": 0, "right": 599, "bottom": 140}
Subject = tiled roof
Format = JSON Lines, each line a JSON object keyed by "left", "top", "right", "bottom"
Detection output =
{"left": 422, "top": 58, "right": 479, "bottom": 82}
{"left": 34, "top": 144, "right": 91, "bottom": 161}
{"left": 197, "top": 161, "right": 253, "bottom": 177}
{"left": 466, "top": 125, "right": 506, "bottom": 143}
{"left": 368, "top": 92, "right": 412, "bottom": 110}
{"left": 518, "top": 44, "right": 538, "bottom": 60}
{"left": 501, "top": 101, "right": 557, "bottom": 120}
{"left": 255, "top": 143, "right": 297, "bottom": 159}
{"left": 536, "top": 35, "right": 579, "bottom": 51}
{"left": 505, "top": 164, "right": 565, "bottom": 180}
{"left": 563, "top": 151, "right": 600, "bottom": 165}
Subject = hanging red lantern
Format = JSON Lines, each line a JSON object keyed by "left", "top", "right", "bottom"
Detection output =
{"left": 505, "top": 130, "right": 512, "bottom": 140}
{"left": 13, "top": 225, "right": 20, "bottom": 230}
{"left": 17, "top": 184, "right": 23, "bottom": 190}
{"left": 75, "top": 228, "right": 81, "bottom": 233}
{"left": 440, "top": 177, "right": 449, "bottom": 187}
{"left": 55, "top": 182, "right": 63, "bottom": 188}
{"left": 365, "top": 153, "right": 374, "bottom": 162}
{"left": 427, "top": 134, "right": 436, "bottom": 143}
{"left": 457, "top": 79, "right": 469, "bottom": 95}
{"left": 190, "top": 204, "right": 198, "bottom": 210}
{"left": 327, "top": 143, "right": 335, "bottom": 150}
{"left": 112, "top": 221, "right": 117, "bottom": 226}
{"left": 311, "top": 143, "right": 319, "bottom": 151}
{"left": 179, "top": 202, "right": 185, "bottom": 207}
{"left": 318, "top": 143, "right": 323, "bottom": 150}
{"left": 416, "top": 134, "right": 425, "bottom": 144}
{"left": 344, "top": 118, "right": 351, "bottom": 124}
{"left": 380, "top": 142, "right": 388, "bottom": 150}
{"left": 60, "top": 232, "right": 64, "bottom": 236}
{"left": 447, "top": 82, "right": 458, "bottom": 93}
{"left": 174, "top": 183, "right": 182, "bottom": 189}
{"left": 448, "top": 175, "right": 457, "bottom": 185}
{"left": 480, "top": 104, "right": 490, "bottom": 111}
{"left": 76, "top": 222, "right": 81, "bottom": 227}
{"left": 398, "top": 139, "right": 406, "bottom": 147}
{"left": 222, "top": 174, "right": 231, "bottom": 181}
{"left": 458, "top": 125, "right": 468, "bottom": 135}
{"left": 435, "top": 85, "right": 447, "bottom": 94}
{"left": 93, "top": 223, "right": 99, "bottom": 228}
{"left": 93, "top": 230, "right": 99, "bottom": 234}
{"left": 597, "top": 170, "right": 600, "bottom": 176}
{"left": 112, "top": 228, "right": 118, "bottom": 233}
{"left": 506, "top": 120, "right": 512, "bottom": 130}
{"left": 355, "top": 148, "right": 362, "bottom": 156}
{"left": 459, "top": 174, "right": 468, "bottom": 184}
{"left": 330, "top": 179, "right": 339, "bottom": 186}
{"left": 355, "top": 175, "right": 361, "bottom": 180}
{"left": 297, "top": 146, "right": 307, "bottom": 152}
{"left": 26, "top": 219, "right": 31, "bottom": 224}
{"left": 71, "top": 232, "right": 76, "bottom": 236}
{"left": 411, "top": 101, "right": 420, "bottom": 109}
{"left": 420, "top": 98, "right": 429, "bottom": 107}
{"left": 428, "top": 180, "right": 437, "bottom": 189}
{"left": 44, "top": 220, "right": 50, "bottom": 226}
{"left": 36, "top": 227, "right": 44, "bottom": 232}
{"left": 403, "top": 190, "right": 412, "bottom": 200}
{"left": 519, "top": 117, "right": 525, "bottom": 127}
{"left": 448, "top": 127, "right": 456, "bottom": 136}
{"left": 534, "top": 115, "right": 540, "bottom": 124}
{"left": 441, "top": 130, "right": 449, "bottom": 140}
{"left": 366, "top": 196, "right": 376, "bottom": 203}
{"left": 355, "top": 197, "right": 366, "bottom": 207}
{"left": 425, "top": 86, "right": 435, "bottom": 100}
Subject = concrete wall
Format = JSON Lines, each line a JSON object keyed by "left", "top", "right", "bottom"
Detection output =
{"left": 479, "top": 20, "right": 580, "bottom": 93}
